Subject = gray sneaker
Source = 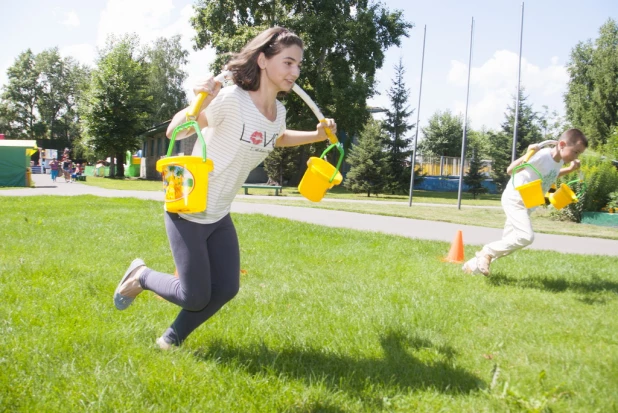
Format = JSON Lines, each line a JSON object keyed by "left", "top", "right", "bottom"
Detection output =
{"left": 113, "top": 258, "right": 145, "bottom": 310}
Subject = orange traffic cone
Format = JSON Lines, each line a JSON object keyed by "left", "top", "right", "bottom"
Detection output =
{"left": 442, "top": 230, "right": 465, "bottom": 263}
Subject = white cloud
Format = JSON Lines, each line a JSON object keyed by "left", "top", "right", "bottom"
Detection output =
{"left": 95, "top": 0, "right": 216, "bottom": 100}
{"left": 97, "top": 0, "right": 175, "bottom": 46}
{"left": 59, "top": 44, "right": 97, "bottom": 66}
{"left": 61, "top": 11, "right": 80, "bottom": 27}
{"left": 447, "top": 50, "right": 568, "bottom": 129}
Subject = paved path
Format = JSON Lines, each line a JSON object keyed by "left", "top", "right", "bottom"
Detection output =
{"left": 3, "top": 174, "right": 617, "bottom": 256}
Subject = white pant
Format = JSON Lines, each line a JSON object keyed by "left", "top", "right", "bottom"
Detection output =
{"left": 481, "top": 195, "right": 534, "bottom": 259}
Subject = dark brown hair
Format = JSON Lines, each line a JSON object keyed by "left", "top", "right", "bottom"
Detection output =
{"left": 560, "top": 128, "right": 589, "bottom": 148}
{"left": 226, "top": 27, "right": 304, "bottom": 91}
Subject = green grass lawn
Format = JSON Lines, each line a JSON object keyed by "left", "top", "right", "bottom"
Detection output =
{"left": 1, "top": 196, "right": 617, "bottom": 411}
{"left": 236, "top": 198, "right": 618, "bottom": 241}
{"left": 81, "top": 176, "right": 502, "bottom": 206}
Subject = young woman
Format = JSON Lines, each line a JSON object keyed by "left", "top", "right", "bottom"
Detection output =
{"left": 114, "top": 27, "right": 336, "bottom": 349}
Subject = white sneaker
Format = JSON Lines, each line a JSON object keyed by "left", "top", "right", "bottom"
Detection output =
{"left": 156, "top": 336, "right": 174, "bottom": 350}
{"left": 462, "top": 257, "right": 483, "bottom": 276}
{"left": 475, "top": 252, "right": 492, "bottom": 276}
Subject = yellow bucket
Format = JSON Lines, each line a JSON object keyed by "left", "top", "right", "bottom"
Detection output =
{"left": 299, "top": 157, "right": 343, "bottom": 202}
{"left": 156, "top": 118, "right": 213, "bottom": 213}
{"left": 549, "top": 182, "right": 577, "bottom": 210}
{"left": 515, "top": 179, "right": 546, "bottom": 209}
{"left": 156, "top": 156, "right": 213, "bottom": 213}
{"left": 512, "top": 163, "right": 545, "bottom": 209}
{"left": 549, "top": 179, "right": 585, "bottom": 210}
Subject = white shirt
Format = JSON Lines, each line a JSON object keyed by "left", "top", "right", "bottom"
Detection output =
{"left": 179, "top": 85, "right": 287, "bottom": 224}
{"left": 503, "top": 147, "right": 564, "bottom": 206}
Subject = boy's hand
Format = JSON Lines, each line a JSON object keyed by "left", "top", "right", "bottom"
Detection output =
{"left": 527, "top": 143, "right": 540, "bottom": 152}
{"left": 569, "top": 159, "right": 581, "bottom": 172}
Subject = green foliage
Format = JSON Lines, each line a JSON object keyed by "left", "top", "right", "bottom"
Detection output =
{"left": 0, "top": 47, "right": 89, "bottom": 149}
{"left": 0, "top": 49, "right": 40, "bottom": 139}
{"left": 419, "top": 110, "right": 463, "bottom": 157}
{"left": 489, "top": 91, "right": 544, "bottom": 192}
{"left": 487, "top": 130, "right": 512, "bottom": 192}
{"left": 344, "top": 118, "right": 388, "bottom": 196}
{"left": 144, "top": 35, "right": 189, "bottom": 126}
{"left": 603, "top": 126, "right": 618, "bottom": 160}
{"left": 383, "top": 58, "right": 414, "bottom": 193}
{"left": 463, "top": 148, "right": 488, "bottom": 199}
{"left": 81, "top": 34, "right": 151, "bottom": 176}
{"left": 263, "top": 146, "right": 301, "bottom": 185}
{"left": 606, "top": 191, "right": 618, "bottom": 210}
{"left": 556, "top": 156, "right": 618, "bottom": 222}
{"left": 565, "top": 18, "right": 618, "bottom": 147}
{"left": 499, "top": 90, "right": 543, "bottom": 157}
{"left": 190, "top": 0, "right": 413, "bottom": 155}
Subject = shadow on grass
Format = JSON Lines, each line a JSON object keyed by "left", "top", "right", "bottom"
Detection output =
{"left": 488, "top": 272, "right": 618, "bottom": 303}
{"left": 194, "top": 330, "right": 482, "bottom": 404}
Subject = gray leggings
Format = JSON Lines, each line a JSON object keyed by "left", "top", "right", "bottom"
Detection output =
{"left": 140, "top": 212, "right": 240, "bottom": 345}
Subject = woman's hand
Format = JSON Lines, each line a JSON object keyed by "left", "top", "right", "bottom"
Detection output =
{"left": 192, "top": 77, "right": 222, "bottom": 100}
{"left": 316, "top": 118, "right": 337, "bottom": 141}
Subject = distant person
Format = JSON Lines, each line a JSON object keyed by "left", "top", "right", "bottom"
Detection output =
{"left": 95, "top": 160, "right": 105, "bottom": 177}
{"left": 49, "top": 158, "right": 59, "bottom": 182}
{"left": 462, "top": 129, "right": 588, "bottom": 276}
{"left": 62, "top": 158, "right": 72, "bottom": 183}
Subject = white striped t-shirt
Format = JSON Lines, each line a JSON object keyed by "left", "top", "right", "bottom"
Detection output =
{"left": 179, "top": 85, "right": 286, "bottom": 224}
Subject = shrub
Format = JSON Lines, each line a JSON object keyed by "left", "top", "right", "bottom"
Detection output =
{"left": 556, "top": 156, "right": 618, "bottom": 222}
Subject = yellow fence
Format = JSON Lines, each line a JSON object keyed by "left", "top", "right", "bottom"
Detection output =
{"left": 416, "top": 156, "right": 492, "bottom": 177}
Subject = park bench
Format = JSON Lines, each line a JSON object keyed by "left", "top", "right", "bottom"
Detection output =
{"left": 241, "top": 184, "right": 282, "bottom": 196}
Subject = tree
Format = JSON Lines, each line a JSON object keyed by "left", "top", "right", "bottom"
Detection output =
{"left": 35, "top": 48, "right": 66, "bottom": 141}
{"left": 144, "top": 35, "right": 189, "bottom": 126}
{"left": 500, "top": 90, "right": 543, "bottom": 158}
{"left": 1, "top": 49, "right": 40, "bottom": 139}
{"left": 488, "top": 91, "right": 543, "bottom": 192}
{"left": 487, "top": 130, "right": 512, "bottom": 192}
{"left": 419, "top": 110, "right": 463, "bottom": 157}
{"left": 565, "top": 18, "right": 618, "bottom": 147}
{"left": 1, "top": 48, "right": 90, "bottom": 149}
{"left": 463, "top": 144, "right": 488, "bottom": 199}
{"left": 190, "top": 0, "right": 413, "bottom": 158}
{"left": 344, "top": 118, "right": 388, "bottom": 196}
{"left": 383, "top": 58, "right": 413, "bottom": 193}
{"left": 81, "top": 34, "right": 151, "bottom": 177}
{"left": 263, "top": 146, "right": 300, "bottom": 186}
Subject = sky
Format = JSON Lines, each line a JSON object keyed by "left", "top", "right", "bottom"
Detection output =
{"left": 1, "top": 0, "right": 616, "bottom": 132}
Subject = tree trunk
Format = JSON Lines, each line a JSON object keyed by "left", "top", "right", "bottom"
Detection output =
{"left": 115, "top": 151, "right": 125, "bottom": 177}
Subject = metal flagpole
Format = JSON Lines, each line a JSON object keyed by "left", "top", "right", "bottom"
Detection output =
{"left": 408, "top": 25, "right": 427, "bottom": 206}
{"left": 457, "top": 17, "right": 475, "bottom": 210}
{"left": 511, "top": 2, "right": 525, "bottom": 162}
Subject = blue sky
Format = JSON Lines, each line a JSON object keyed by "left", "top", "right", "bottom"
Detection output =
{"left": 1, "top": 0, "right": 616, "bottom": 131}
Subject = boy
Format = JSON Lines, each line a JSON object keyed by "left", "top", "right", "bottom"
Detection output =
{"left": 463, "top": 128, "right": 588, "bottom": 276}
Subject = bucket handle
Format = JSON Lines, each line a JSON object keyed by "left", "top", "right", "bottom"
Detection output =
{"left": 563, "top": 179, "right": 587, "bottom": 199}
{"left": 511, "top": 163, "right": 543, "bottom": 188}
{"left": 167, "top": 121, "right": 207, "bottom": 162}
{"left": 292, "top": 84, "right": 339, "bottom": 145}
{"left": 319, "top": 143, "right": 345, "bottom": 183}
